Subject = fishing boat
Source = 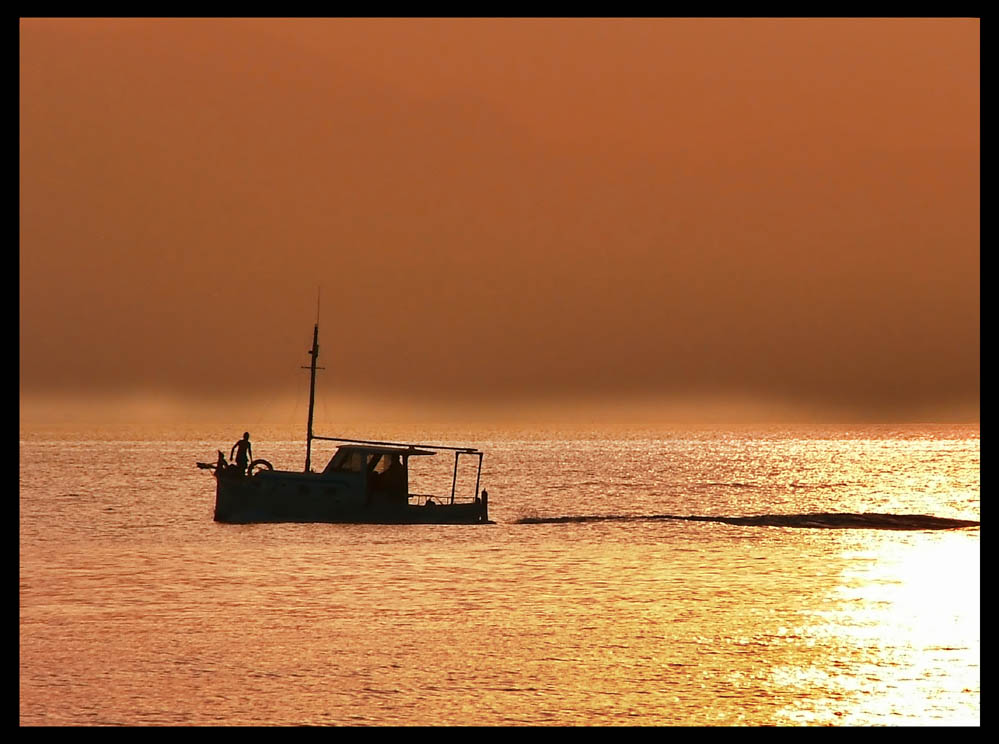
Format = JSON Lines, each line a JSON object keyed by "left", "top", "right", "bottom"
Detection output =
{"left": 197, "top": 321, "right": 490, "bottom": 525}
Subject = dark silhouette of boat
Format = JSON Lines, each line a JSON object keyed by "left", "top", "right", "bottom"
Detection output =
{"left": 197, "top": 321, "right": 490, "bottom": 525}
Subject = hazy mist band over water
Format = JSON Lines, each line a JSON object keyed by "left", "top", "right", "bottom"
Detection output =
{"left": 20, "top": 424, "right": 978, "bottom": 725}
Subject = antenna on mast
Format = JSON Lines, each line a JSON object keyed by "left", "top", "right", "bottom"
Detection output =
{"left": 303, "top": 287, "right": 324, "bottom": 473}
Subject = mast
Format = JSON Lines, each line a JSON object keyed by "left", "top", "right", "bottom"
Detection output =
{"left": 304, "top": 322, "right": 319, "bottom": 472}
{"left": 304, "top": 289, "right": 322, "bottom": 472}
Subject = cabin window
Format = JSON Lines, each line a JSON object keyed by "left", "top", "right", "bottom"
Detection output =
{"left": 367, "top": 454, "right": 392, "bottom": 474}
{"left": 333, "top": 451, "right": 364, "bottom": 473}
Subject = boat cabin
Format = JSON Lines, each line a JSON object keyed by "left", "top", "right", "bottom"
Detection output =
{"left": 314, "top": 436, "right": 484, "bottom": 507}
{"left": 323, "top": 444, "right": 436, "bottom": 505}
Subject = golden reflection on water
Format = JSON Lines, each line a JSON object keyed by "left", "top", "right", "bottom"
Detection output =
{"left": 20, "top": 429, "right": 979, "bottom": 725}
{"left": 776, "top": 531, "right": 979, "bottom": 726}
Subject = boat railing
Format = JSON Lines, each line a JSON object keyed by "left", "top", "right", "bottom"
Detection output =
{"left": 410, "top": 493, "right": 441, "bottom": 506}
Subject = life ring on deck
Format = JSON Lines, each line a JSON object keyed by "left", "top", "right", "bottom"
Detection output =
{"left": 248, "top": 459, "right": 274, "bottom": 475}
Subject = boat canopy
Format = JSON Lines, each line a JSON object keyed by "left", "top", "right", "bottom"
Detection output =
{"left": 334, "top": 444, "right": 437, "bottom": 457}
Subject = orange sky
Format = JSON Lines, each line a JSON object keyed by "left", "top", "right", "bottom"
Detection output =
{"left": 19, "top": 18, "right": 979, "bottom": 422}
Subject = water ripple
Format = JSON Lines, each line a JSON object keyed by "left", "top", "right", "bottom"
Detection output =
{"left": 515, "top": 512, "right": 980, "bottom": 530}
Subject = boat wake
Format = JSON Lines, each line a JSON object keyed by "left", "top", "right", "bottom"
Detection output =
{"left": 514, "top": 512, "right": 980, "bottom": 530}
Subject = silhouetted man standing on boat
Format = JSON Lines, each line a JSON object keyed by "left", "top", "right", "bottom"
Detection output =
{"left": 231, "top": 432, "right": 252, "bottom": 475}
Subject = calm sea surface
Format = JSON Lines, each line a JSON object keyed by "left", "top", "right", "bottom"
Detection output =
{"left": 20, "top": 424, "right": 980, "bottom": 726}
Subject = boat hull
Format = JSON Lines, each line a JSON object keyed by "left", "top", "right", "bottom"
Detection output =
{"left": 213, "top": 469, "right": 490, "bottom": 525}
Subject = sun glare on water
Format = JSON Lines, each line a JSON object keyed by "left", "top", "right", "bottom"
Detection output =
{"left": 776, "top": 531, "right": 979, "bottom": 725}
